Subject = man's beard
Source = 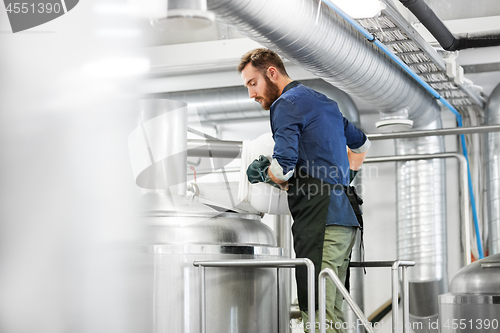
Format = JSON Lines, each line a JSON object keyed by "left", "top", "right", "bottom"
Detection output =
{"left": 256, "top": 76, "right": 281, "bottom": 110}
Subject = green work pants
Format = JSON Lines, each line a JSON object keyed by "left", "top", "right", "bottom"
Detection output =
{"left": 302, "top": 225, "right": 358, "bottom": 333}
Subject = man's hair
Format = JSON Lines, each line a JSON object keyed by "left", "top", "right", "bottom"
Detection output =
{"left": 237, "top": 48, "right": 289, "bottom": 77}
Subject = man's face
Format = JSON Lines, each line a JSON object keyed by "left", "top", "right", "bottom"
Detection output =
{"left": 241, "top": 64, "right": 281, "bottom": 110}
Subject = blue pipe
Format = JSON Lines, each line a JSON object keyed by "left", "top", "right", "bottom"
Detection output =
{"left": 320, "top": 0, "right": 485, "bottom": 258}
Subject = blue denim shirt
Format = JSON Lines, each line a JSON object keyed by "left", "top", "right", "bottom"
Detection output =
{"left": 270, "top": 82, "right": 370, "bottom": 227}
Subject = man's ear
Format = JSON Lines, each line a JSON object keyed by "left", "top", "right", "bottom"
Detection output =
{"left": 267, "top": 66, "right": 278, "bottom": 80}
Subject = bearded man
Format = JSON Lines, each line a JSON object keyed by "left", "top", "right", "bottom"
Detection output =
{"left": 239, "top": 48, "right": 371, "bottom": 333}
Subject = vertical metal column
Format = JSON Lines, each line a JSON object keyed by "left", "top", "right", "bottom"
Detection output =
{"left": 274, "top": 215, "right": 292, "bottom": 258}
{"left": 391, "top": 265, "right": 399, "bottom": 333}
{"left": 274, "top": 215, "right": 292, "bottom": 333}
{"left": 402, "top": 267, "right": 409, "bottom": 333}
{"left": 200, "top": 266, "right": 206, "bottom": 333}
{"left": 277, "top": 267, "right": 281, "bottom": 333}
{"left": 395, "top": 124, "right": 448, "bottom": 333}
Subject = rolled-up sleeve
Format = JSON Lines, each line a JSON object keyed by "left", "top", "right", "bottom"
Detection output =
{"left": 271, "top": 98, "right": 304, "bottom": 174}
{"left": 343, "top": 117, "right": 371, "bottom": 153}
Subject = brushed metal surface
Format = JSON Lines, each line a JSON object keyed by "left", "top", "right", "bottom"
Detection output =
{"left": 145, "top": 193, "right": 285, "bottom": 333}
{"left": 449, "top": 253, "right": 500, "bottom": 295}
{"left": 486, "top": 83, "right": 500, "bottom": 255}
{"left": 438, "top": 253, "right": 500, "bottom": 333}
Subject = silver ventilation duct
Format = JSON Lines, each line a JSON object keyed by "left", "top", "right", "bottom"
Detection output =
{"left": 396, "top": 118, "right": 447, "bottom": 332}
{"left": 156, "top": 79, "right": 361, "bottom": 127}
{"left": 207, "top": 0, "right": 441, "bottom": 127}
{"left": 485, "top": 82, "right": 500, "bottom": 255}
{"left": 156, "top": 85, "right": 267, "bottom": 123}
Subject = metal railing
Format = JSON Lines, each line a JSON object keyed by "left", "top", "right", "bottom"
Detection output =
{"left": 318, "top": 268, "right": 374, "bottom": 333}
{"left": 319, "top": 260, "right": 415, "bottom": 333}
{"left": 364, "top": 153, "right": 471, "bottom": 265}
{"left": 193, "top": 258, "right": 316, "bottom": 333}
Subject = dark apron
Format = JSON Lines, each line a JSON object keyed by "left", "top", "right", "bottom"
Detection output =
{"left": 288, "top": 169, "right": 363, "bottom": 311}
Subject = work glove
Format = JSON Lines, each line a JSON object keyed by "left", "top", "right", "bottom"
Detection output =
{"left": 349, "top": 169, "right": 359, "bottom": 184}
{"left": 246, "top": 155, "right": 282, "bottom": 189}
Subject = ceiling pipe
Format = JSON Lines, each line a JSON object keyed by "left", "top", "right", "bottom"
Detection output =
{"left": 207, "top": 0, "right": 440, "bottom": 128}
{"left": 189, "top": 124, "right": 500, "bottom": 153}
{"left": 154, "top": 79, "right": 361, "bottom": 127}
{"left": 367, "top": 124, "right": 500, "bottom": 140}
{"left": 399, "top": 0, "right": 500, "bottom": 50}
{"left": 187, "top": 139, "right": 242, "bottom": 159}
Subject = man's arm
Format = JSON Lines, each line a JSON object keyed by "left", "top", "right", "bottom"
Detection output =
{"left": 347, "top": 147, "right": 367, "bottom": 171}
{"left": 343, "top": 117, "right": 370, "bottom": 170}
{"left": 344, "top": 117, "right": 370, "bottom": 184}
{"left": 269, "top": 159, "right": 290, "bottom": 191}
{"left": 269, "top": 167, "right": 287, "bottom": 183}
{"left": 268, "top": 98, "right": 303, "bottom": 189}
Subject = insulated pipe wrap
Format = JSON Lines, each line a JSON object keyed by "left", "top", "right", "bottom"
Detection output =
{"left": 396, "top": 118, "right": 447, "bottom": 332}
{"left": 396, "top": 139, "right": 447, "bottom": 281}
{"left": 207, "top": 0, "right": 440, "bottom": 127}
{"left": 157, "top": 79, "right": 361, "bottom": 126}
{"left": 486, "top": 82, "right": 500, "bottom": 255}
{"left": 157, "top": 87, "right": 268, "bottom": 121}
{"left": 396, "top": 119, "right": 447, "bottom": 282}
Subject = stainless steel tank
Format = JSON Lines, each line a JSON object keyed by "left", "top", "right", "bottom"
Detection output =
{"left": 144, "top": 192, "right": 287, "bottom": 333}
{"left": 438, "top": 253, "right": 500, "bottom": 332}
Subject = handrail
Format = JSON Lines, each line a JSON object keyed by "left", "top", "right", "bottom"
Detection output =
{"left": 319, "top": 268, "right": 374, "bottom": 333}
{"left": 193, "top": 258, "right": 316, "bottom": 333}
{"left": 319, "top": 260, "right": 415, "bottom": 333}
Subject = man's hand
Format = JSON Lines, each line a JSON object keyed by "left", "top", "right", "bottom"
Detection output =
{"left": 268, "top": 166, "right": 289, "bottom": 191}
{"left": 246, "top": 155, "right": 287, "bottom": 190}
{"left": 347, "top": 147, "right": 367, "bottom": 171}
